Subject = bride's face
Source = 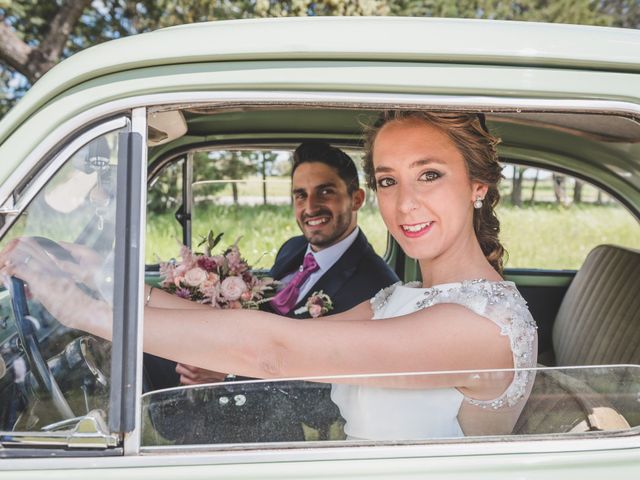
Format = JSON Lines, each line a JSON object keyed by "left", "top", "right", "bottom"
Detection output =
{"left": 372, "top": 118, "right": 487, "bottom": 262}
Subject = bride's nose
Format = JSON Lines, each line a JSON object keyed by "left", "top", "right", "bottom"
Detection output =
{"left": 396, "top": 181, "right": 420, "bottom": 214}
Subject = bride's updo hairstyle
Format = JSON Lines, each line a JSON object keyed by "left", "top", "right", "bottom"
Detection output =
{"left": 363, "top": 110, "right": 506, "bottom": 274}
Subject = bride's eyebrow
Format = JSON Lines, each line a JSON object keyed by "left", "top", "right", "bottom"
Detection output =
{"left": 409, "top": 158, "right": 447, "bottom": 169}
{"left": 374, "top": 157, "right": 446, "bottom": 174}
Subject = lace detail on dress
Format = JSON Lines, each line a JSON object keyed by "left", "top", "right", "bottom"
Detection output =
{"left": 371, "top": 281, "right": 405, "bottom": 312}
{"left": 412, "top": 279, "right": 537, "bottom": 409}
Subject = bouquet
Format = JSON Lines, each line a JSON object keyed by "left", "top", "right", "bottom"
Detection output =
{"left": 159, "top": 231, "right": 276, "bottom": 309}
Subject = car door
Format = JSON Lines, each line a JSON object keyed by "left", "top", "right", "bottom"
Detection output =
{"left": 0, "top": 113, "right": 146, "bottom": 458}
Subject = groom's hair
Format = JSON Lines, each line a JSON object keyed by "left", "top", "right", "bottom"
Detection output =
{"left": 292, "top": 141, "right": 360, "bottom": 194}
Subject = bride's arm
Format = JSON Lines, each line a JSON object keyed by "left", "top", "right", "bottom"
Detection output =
{"left": 138, "top": 302, "right": 513, "bottom": 402}
{"left": 144, "top": 284, "right": 210, "bottom": 310}
{"left": 0, "top": 243, "right": 513, "bottom": 397}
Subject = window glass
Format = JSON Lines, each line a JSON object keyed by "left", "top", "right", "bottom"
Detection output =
{"left": 0, "top": 129, "right": 122, "bottom": 435}
{"left": 140, "top": 365, "right": 640, "bottom": 447}
{"left": 147, "top": 148, "right": 387, "bottom": 270}
{"left": 146, "top": 157, "right": 183, "bottom": 263}
{"left": 499, "top": 165, "right": 640, "bottom": 270}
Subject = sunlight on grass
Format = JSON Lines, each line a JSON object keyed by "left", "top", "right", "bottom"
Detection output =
{"left": 147, "top": 203, "right": 638, "bottom": 271}
{"left": 499, "top": 203, "right": 639, "bottom": 269}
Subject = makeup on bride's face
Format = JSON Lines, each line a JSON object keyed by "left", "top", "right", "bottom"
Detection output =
{"left": 372, "top": 119, "right": 481, "bottom": 262}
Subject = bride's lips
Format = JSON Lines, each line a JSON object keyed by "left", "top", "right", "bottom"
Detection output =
{"left": 400, "top": 221, "right": 434, "bottom": 238}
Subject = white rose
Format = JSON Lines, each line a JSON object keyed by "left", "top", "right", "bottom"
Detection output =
{"left": 220, "top": 276, "right": 248, "bottom": 301}
{"left": 184, "top": 267, "right": 208, "bottom": 287}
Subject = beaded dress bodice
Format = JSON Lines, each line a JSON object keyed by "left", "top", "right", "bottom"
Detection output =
{"left": 330, "top": 280, "right": 537, "bottom": 440}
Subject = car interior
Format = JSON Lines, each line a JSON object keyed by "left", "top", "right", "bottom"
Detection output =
{"left": 141, "top": 104, "right": 640, "bottom": 443}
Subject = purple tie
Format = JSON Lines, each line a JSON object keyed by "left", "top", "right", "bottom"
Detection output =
{"left": 270, "top": 253, "right": 319, "bottom": 314}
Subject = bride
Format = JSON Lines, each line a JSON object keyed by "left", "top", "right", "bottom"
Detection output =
{"left": 0, "top": 110, "right": 537, "bottom": 440}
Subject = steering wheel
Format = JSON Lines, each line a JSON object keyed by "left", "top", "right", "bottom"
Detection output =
{"left": 8, "top": 237, "right": 79, "bottom": 420}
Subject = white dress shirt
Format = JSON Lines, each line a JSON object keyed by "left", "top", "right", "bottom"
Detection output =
{"left": 279, "top": 226, "right": 360, "bottom": 304}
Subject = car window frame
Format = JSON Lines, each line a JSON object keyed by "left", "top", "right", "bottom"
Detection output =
{"left": 138, "top": 94, "right": 640, "bottom": 458}
{"left": 3, "top": 91, "right": 640, "bottom": 462}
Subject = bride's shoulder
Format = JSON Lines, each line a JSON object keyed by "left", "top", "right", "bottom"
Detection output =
{"left": 448, "top": 279, "right": 531, "bottom": 316}
{"left": 370, "top": 280, "right": 423, "bottom": 311}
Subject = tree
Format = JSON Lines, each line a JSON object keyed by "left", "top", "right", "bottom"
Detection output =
{"left": 552, "top": 173, "right": 570, "bottom": 207}
{"left": 0, "top": 0, "right": 146, "bottom": 116}
{"left": 389, "top": 0, "right": 622, "bottom": 25}
{"left": 1, "top": 0, "right": 637, "bottom": 119}
{"left": 0, "top": 0, "right": 91, "bottom": 84}
{"left": 573, "top": 179, "right": 584, "bottom": 204}
{"left": 253, "top": 151, "right": 279, "bottom": 205}
{"left": 510, "top": 166, "right": 526, "bottom": 207}
{"left": 0, "top": 0, "right": 390, "bottom": 117}
{"left": 529, "top": 168, "right": 539, "bottom": 204}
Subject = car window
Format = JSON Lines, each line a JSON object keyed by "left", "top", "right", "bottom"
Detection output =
{"left": 140, "top": 365, "right": 640, "bottom": 447}
{"left": 146, "top": 148, "right": 388, "bottom": 270}
{"left": 146, "top": 156, "right": 184, "bottom": 263}
{"left": 0, "top": 128, "right": 122, "bottom": 442}
{"left": 499, "top": 164, "right": 639, "bottom": 270}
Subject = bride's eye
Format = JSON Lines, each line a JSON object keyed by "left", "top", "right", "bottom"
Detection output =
{"left": 420, "top": 170, "right": 441, "bottom": 182}
{"left": 377, "top": 177, "right": 396, "bottom": 188}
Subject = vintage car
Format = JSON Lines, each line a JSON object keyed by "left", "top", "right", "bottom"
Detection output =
{"left": 0, "top": 16, "right": 639, "bottom": 478}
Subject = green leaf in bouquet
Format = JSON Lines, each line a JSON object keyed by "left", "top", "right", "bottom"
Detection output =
{"left": 197, "top": 230, "right": 224, "bottom": 256}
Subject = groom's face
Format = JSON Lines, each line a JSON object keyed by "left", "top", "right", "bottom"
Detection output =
{"left": 292, "top": 162, "right": 364, "bottom": 251}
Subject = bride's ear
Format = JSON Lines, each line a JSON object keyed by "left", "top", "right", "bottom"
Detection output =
{"left": 471, "top": 183, "right": 489, "bottom": 202}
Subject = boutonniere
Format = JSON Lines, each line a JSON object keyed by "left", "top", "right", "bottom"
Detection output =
{"left": 294, "top": 290, "right": 334, "bottom": 318}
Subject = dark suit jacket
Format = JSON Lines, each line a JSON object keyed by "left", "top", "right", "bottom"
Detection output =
{"left": 266, "top": 229, "right": 399, "bottom": 317}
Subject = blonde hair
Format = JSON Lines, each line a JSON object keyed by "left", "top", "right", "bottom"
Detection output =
{"left": 363, "top": 111, "right": 506, "bottom": 274}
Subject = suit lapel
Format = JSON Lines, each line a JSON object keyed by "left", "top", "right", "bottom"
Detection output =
{"left": 270, "top": 241, "right": 307, "bottom": 281}
{"left": 291, "top": 230, "right": 369, "bottom": 314}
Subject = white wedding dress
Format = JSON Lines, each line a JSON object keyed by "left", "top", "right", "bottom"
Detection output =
{"left": 330, "top": 280, "right": 538, "bottom": 440}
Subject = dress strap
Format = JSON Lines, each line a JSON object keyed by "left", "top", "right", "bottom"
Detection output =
{"left": 370, "top": 281, "right": 403, "bottom": 313}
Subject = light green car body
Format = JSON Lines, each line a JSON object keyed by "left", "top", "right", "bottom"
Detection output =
{"left": 1, "top": 16, "right": 639, "bottom": 478}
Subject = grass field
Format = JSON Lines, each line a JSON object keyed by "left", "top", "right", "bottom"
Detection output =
{"left": 146, "top": 201, "right": 639, "bottom": 271}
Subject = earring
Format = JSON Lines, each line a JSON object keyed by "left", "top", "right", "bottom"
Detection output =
{"left": 473, "top": 196, "right": 484, "bottom": 209}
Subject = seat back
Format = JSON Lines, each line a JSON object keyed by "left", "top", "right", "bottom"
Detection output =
{"left": 552, "top": 244, "right": 640, "bottom": 366}
{"left": 513, "top": 368, "right": 630, "bottom": 434}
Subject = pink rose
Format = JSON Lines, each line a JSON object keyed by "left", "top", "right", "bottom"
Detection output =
{"left": 240, "top": 291, "right": 252, "bottom": 302}
{"left": 308, "top": 304, "right": 323, "bottom": 318}
{"left": 220, "top": 276, "right": 248, "bottom": 301}
{"left": 207, "top": 272, "right": 220, "bottom": 285}
{"left": 201, "top": 281, "right": 219, "bottom": 299}
{"left": 184, "top": 267, "right": 208, "bottom": 287}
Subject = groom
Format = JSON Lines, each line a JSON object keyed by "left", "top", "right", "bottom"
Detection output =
{"left": 263, "top": 141, "right": 399, "bottom": 318}
{"left": 157, "top": 141, "right": 399, "bottom": 442}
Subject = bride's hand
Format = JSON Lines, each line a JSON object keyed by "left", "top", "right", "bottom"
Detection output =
{"left": 0, "top": 237, "right": 111, "bottom": 336}
{"left": 175, "top": 363, "right": 227, "bottom": 385}
{"left": 58, "top": 241, "right": 105, "bottom": 288}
